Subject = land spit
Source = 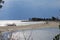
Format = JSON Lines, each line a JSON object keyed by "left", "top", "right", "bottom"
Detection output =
{"left": 0, "top": 21, "right": 59, "bottom": 32}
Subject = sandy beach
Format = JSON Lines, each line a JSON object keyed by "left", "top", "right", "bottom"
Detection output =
{"left": 0, "top": 21, "right": 59, "bottom": 32}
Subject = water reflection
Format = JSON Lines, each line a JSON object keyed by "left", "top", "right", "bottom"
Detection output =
{"left": 2, "top": 27, "right": 60, "bottom": 40}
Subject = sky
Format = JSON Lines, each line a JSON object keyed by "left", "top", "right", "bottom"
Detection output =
{"left": 0, "top": 0, "right": 60, "bottom": 20}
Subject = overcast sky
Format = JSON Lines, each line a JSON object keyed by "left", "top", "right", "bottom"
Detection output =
{"left": 0, "top": 0, "right": 60, "bottom": 20}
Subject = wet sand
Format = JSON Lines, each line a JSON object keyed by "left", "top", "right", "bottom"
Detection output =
{"left": 0, "top": 21, "right": 59, "bottom": 32}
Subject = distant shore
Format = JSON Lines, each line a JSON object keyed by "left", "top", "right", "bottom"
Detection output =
{"left": 0, "top": 21, "right": 59, "bottom": 32}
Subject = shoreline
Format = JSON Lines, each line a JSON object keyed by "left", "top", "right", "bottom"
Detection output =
{"left": 0, "top": 21, "right": 59, "bottom": 32}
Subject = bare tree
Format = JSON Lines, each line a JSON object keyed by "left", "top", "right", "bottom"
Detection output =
{"left": 22, "top": 30, "right": 33, "bottom": 40}
{"left": 0, "top": 31, "right": 4, "bottom": 40}
{"left": 7, "top": 30, "right": 15, "bottom": 40}
{"left": 6, "top": 30, "right": 33, "bottom": 40}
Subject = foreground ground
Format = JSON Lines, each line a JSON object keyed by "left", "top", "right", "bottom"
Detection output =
{"left": 0, "top": 21, "right": 59, "bottom": 32}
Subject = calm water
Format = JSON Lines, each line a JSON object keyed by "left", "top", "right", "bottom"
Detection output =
{"left": 2, "top": 27, "right": 60, "bottom": 40}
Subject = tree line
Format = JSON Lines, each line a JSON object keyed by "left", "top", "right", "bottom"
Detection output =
{"left": 29, "top": 17, "right": 60, "bottom": 21}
